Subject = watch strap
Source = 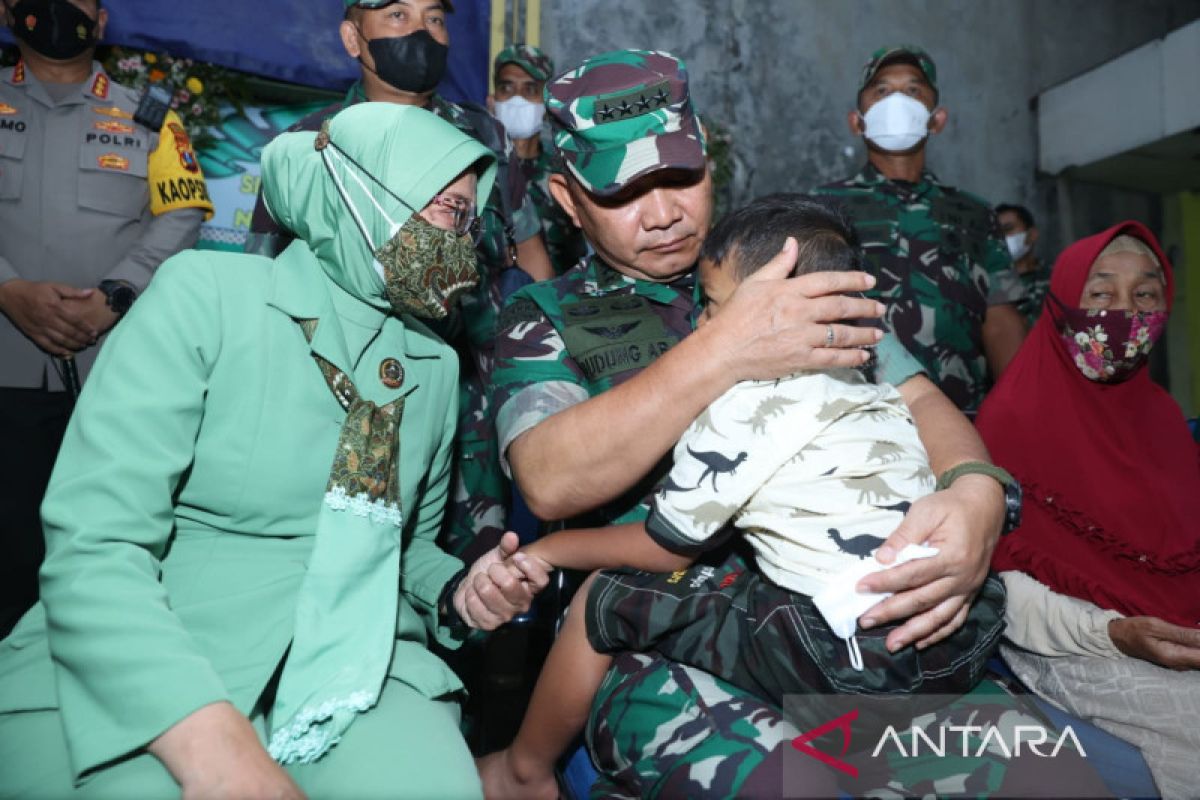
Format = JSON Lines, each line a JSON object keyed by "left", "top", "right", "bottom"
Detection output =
{"left": 935, "top": 461, "right": 1014, "bottom": 492}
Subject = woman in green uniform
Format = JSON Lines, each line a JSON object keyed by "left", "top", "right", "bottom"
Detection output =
{"left": 0, "top": 102, "right": 547, "bottom": 799}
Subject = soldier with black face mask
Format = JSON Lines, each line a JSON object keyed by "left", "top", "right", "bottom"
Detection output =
{"left": 0, "top": 0, "right": 212, "bottom": 637}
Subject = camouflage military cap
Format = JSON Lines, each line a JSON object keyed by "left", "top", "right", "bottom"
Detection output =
{"left": 545, "top": 49, "right": 706, "bottom": 197}
{"left": 859, "top": 45, "right": 937, "bottom": 94}
{"left": 345, "top": 0, "right": 454, "bottom": 11}
{"left": 494, "top": 43, "right": 554, "bottom": 82}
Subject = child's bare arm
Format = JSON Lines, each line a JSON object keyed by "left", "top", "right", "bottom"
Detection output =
{"left": 523, "top": 522, "right": 695, "bottom": 574}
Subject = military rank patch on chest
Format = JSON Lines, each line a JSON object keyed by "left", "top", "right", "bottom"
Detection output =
{"left": 560, "top": 294, "right": 678, "bottom": 384}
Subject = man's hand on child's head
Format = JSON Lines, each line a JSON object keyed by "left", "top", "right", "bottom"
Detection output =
{"left": 854, "top": 476, "right": 1003, "bottom": 652}
{"left": 708, "top": 237, "right": 885, "bottom": 382}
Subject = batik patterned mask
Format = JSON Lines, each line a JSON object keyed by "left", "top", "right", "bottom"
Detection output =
{"left": 374, "top": 214, "right": 479, "bottom": 319}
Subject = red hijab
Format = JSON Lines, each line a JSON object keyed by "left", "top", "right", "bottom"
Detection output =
{"left": 977, "top": 221, "right": 1200, "bottom": 627}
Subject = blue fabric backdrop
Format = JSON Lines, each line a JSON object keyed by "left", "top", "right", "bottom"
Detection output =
{"left": 1, "top": 0, "right": 489, "bottom": 104}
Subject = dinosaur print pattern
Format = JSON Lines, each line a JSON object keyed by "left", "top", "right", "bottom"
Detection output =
{"left": 648, "top": 369, "right": 934, "bottom": 597}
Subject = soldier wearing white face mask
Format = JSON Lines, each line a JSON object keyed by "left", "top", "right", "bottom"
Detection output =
{"left": 813, "top": 45, "right": 1028, "bottom": 417}
{"left": 490, "top": 44, "right": 586, "bottom": 275}
{"left": 997, "top": 202, "right": 1051, "bottom": 326}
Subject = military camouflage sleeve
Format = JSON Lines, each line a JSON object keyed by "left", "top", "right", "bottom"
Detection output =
{"left": 982, "top": 211, "right": 1027, "bottom": 306}
{"left": 509, "top": 184, "right": 542, "bottom": 244}
{"left": 491, "top": 295, "right": 590, "bottom": 477}
{"left": 874, "top": 332, "right": 926, "bottom": 387}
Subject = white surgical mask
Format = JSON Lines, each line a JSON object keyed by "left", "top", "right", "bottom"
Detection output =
{"left": 1005, "top": 231, "right": 1031, "bottom": 261}
{"left": 494, "top": 96, "right": 545, "bottom": 141}
{"left": 861, "top": 93, "right": 932, "bottom": 152}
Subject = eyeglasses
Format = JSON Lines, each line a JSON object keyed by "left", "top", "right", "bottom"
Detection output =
{"left": 427, "top": 193, "right": 480, "bottom": 240}
{"left": 319, "top": 133, "right": 481, "bottom": 242}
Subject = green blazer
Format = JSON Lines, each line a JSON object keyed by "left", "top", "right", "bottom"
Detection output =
{"left": 0, "top": 243, "right": 464, "bottom": 779}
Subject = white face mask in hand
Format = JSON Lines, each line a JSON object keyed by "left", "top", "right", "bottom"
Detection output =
{"left": 1006, "top": 231, "right": 1031, "bottom": 261}
{"left": 811, "top": 543, "right": 939, "bottom": 670}
{"left": 861, "top": 93, "right": 933, "bottom": 152}
{"left": 494, "top": 96, "right": 546, "bottom": 141}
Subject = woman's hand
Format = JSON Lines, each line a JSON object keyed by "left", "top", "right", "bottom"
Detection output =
{"left": 147, "top": 702, "right": 305, "bottom": 799}
{"left": 454, "top": 531, "right": 552, "bottom": 630}
{"left": 1109, "top": 616, "right": 1200, "bottom": 670}
{"left": 856, "top": 474, "right": 1003, "bottom": 652}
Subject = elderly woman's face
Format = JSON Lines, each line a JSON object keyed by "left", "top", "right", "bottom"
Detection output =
{"left": 1079, "top": 252, "right": 1166, "bottom": 312}
{"left": 419, "top": 170, "right": 477, "bottom": 234}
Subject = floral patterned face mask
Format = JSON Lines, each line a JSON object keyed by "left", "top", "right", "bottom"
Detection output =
{"left": 1050, "top": 294, "right": 1168, "bottom": 383}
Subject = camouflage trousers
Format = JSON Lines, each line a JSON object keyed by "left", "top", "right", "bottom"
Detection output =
{"left": 439, "top": 367, "right": 508, "bottom": 561}
{"left": 585, "top": 549, "right": 1107, "bottom": 799}
{"left": 585, "top": 561, "right": 1005, "bottom": 704}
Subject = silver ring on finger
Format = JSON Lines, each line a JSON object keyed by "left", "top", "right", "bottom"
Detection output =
{"left": 824, "top": 324, "right": 835, "bottom": 348}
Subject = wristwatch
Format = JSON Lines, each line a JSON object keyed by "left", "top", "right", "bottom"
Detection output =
{"left": 936, "top": 461, "right": 1023, "bottom": 535}
{"left": 98, "top": 280, "right": 136, "bottom": 314}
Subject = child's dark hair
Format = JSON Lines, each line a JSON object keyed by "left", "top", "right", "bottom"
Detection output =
{"left": 700, "top": 194, "right": 863, "bottom": 280}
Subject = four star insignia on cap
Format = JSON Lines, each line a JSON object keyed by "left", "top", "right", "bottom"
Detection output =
{"left": 592, "top": 79, "right": 675, "bottom": 125}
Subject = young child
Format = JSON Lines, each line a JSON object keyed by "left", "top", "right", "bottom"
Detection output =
{"left": 477, "top": 194, "right": 1005, "bottom": 799}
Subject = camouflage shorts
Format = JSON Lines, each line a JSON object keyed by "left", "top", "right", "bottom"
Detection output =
{"left": 586, "top": 559, "right": 1006, "bottom": 707}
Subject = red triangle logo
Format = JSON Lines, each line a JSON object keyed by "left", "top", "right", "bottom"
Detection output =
{"left": 791, "top": 708, "right": 859, "bottom": 778}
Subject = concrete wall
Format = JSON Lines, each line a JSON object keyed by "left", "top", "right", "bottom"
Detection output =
{"left": 538, "top": 0, "right": 1200, "bottom": 407}
{"left": 541, "top": 0, "right": 1200, "bottom": 226}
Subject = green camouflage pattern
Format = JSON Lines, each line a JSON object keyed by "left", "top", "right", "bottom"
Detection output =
{"left": 492, "top": 256, "right": 1003, "bottom": 796}
{"left": 1018, "top": 261, "right": 1052, "bottom": 326}
{"left": 859, "top": 44, "right": 938, "bottom": 94}
{"left": 424, "top": 92, "right": 543, "bottom": 557}
{"left": 585, "top": 548, "right": 1033, "bottom": 798}
{"left": 494, "top": 43, "right": 554, "bottom": 82}
{"left": 585, "top": 560, "right": 1005, "bottom": 703}
{"left": 813, "top": 165, "right": 1024, "bottom": 414}
{"left": 518, "top": 137, "right": 587, "bottom": 275}
{"left": 491, "top": 256, "right": 695, "bottom": 527}
{"left": 544, "top": 49, "right": 706, "bottom": 197}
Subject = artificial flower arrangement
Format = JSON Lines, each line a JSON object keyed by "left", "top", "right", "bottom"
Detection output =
{"left": 102, "top": 47, "right": 245, "bottom": 149}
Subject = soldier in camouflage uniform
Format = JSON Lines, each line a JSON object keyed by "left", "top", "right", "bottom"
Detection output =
{"left": 812, "top": 45, "right": 1027, "bottom": 416}
{"left": 490, "top": 49, "right": 1021, "bottom": 798}
{"left": 492, "top": 44, "right": 587, "bottom": 275}
{"left": 997, "top": 202, "right": 1052, "bottom": 326}
{"left": 245, "top": 0, "right": 557, "bottom": 560}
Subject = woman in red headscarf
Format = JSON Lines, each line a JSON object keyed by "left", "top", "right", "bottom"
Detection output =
{"left": 976, "top": 221, "right": 1200, "bottom": 797}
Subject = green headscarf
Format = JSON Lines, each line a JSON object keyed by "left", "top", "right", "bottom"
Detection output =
{"left": 261, "top": 102, "right": 497, "bottom": 312}
{"left": 258, "top": 103, "right": 496, "bottom": 765}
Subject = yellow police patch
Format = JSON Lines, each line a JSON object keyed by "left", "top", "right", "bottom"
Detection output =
{"left": 0, "top": 103, "right": 17, "bottom": 115}
{"left": 93, "top": 105, "right": 133, "bottom": 120}
{"left": 98, "top": 153, "right": 130, "bottom": 171}
{"left": 148, "top": 110, "right": 213, "bottom": 219}
{"left": 94, "top": 119, "right": 135, "bottom": 134}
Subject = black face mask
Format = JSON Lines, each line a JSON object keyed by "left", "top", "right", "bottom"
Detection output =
{"left": 362, "top": 28, "right": 448, "bottom": 95}
{"left": 9, "top": 0, "right": 97, "bottom": 60}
